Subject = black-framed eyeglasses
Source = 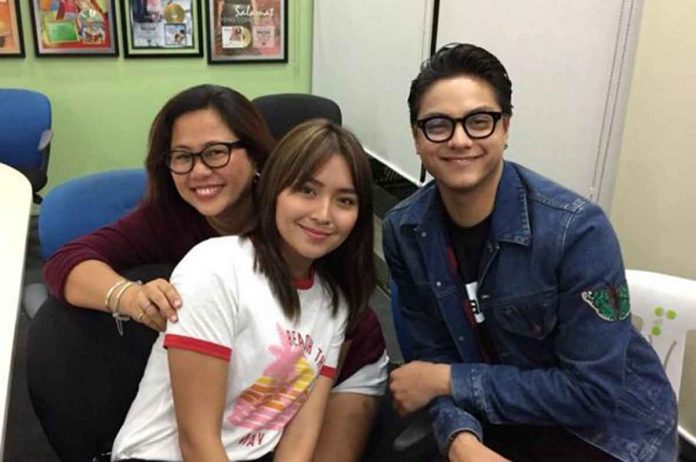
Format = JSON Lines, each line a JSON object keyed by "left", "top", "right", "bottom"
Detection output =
{"left": 164, "top": 141, "right": 245, "bottom": 175}
{"left": 416, "top": 111, "right": 503, "bottom": 143}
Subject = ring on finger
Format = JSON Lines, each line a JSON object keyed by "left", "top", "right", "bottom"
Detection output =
{"left": 136, "top": 311, "right": 146, "bottom": 322}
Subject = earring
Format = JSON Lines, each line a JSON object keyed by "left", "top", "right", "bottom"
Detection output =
{"left": 504, "top": 143, "right": 509, "bottom": 150}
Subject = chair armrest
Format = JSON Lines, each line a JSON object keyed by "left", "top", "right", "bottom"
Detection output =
{"left": 23, "top": 283, "right": 49, "bottom": 319}
{"left": 38, "top": 129, "right": 53, "bottom": 151}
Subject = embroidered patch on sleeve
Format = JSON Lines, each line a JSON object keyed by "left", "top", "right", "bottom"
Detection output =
{"left": 581, "top": 283, "right": 630, "bottom": 321}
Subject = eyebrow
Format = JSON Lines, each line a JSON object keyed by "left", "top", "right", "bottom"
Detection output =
{"left": 304, "top": 177, "right": 357, "bottom": 195}
{"left": 420, "top": 105, "right": 499, "bottom": 118}
{"left": 170, "top": 140, "right": 239, "bottom": 150}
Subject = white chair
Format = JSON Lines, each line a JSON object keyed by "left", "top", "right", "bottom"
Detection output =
{"left": 626, "top": 269, "right": 696, "bottom": 447}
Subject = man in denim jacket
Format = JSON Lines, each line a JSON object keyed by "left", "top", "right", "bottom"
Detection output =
{"left": 383, "top": 43, "right": 677, "bottom": 462}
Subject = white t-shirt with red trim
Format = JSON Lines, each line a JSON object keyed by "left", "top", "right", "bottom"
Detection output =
{"left": 111, "top": 236, "right": 347, "bottom": 461}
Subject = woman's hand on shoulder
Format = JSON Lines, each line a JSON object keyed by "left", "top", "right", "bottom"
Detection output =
{"left": 120, "top": 278, "right": 182, "bottom": 332}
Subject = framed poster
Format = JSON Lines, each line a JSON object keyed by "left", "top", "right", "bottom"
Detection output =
{"left": 29, "top": 0, "right": 118, "bottom": 56}
{"left": 0, "top": 0, "right": 24, "bottom": 56}
{"left": 207, "top": 0, "right": 286, "bottom": 63}
{"left": 120, "top": 0, "right": 202, "bottom": 57}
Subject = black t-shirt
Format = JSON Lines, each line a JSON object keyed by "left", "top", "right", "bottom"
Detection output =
{"left": 444, "top": 214, "right": 491, "bottom": 284}
{"left": 444, "top": 213, "right": 497, "bottom": 363}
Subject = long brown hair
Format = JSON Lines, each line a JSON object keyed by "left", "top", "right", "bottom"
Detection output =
{"left": 252, "top": 119, "right": 375, "bottom": 330}
{"left": 143, "top": 84, "right": 275, "bottom": 208}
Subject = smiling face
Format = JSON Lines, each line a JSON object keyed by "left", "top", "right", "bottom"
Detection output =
{"left": 170, "top": 108, "right": 255, "bottom": 232}
{"left": 414, "top": 75, "right": 510, "bottom": 200}
{"left": 275, "top": 154, "right": 359, "bottom": 279}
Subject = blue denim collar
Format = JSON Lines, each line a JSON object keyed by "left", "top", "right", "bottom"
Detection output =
{"left": 489, "top": 161, "right": 531, "bottom": 246}
{"left": 397, "top": 161, "right": 531, "bottom": 246}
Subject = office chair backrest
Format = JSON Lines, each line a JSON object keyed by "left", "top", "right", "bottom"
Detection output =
{"left": 627, "top": 269, "right": 696, "bottom": 396}
{"left": 0, "top": 88, "right": 52, "bottom": 169}
{"left": 0, "top": 88, "right": 53, "bottom": 203}
{"left": 626, "top": 269, "right": 696, "bottom": 446}
{"left": 252, "top": 93, "right": 342, "bottom": 141}
{"left": 39, "top": 169, "right": 147, "bottom": 260}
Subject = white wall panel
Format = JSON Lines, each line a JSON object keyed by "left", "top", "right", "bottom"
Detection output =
{"left": 312, "top": 0, "right": 643, "bottom": 209}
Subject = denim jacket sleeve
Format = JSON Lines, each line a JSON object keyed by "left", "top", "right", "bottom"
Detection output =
{"left": 450, "top": 203, "right": 633, "bottom": 427}
{"left": 382, "top": 214, "right": 484, "bottom": 452}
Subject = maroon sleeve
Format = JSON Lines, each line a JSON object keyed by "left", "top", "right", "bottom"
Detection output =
{"left": 336, "top": 307, "right": 387, "bottom": 385}
{"left": 43, "top": 203, "right": 215, "bottom": 300}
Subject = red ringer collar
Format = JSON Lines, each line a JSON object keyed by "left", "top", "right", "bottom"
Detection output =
{"left": 292, "top": 267, "right": 315, "bottom": 290}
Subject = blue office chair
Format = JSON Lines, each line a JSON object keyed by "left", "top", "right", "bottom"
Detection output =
{"left": 23, "top": 168, "right": 147, "bottom": 317}
{"left": 38, "top": 168, "right": 147, "bottom": 260}
{"left": 0, "top": 89, "right": 53, "bottom": 204}
{"left": 252, "top": 93, "right": 342, "bottom": 140}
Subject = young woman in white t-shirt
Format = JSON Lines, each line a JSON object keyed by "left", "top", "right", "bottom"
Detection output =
{"left": 111, "top": 119, "right": 376, "bottom": 462}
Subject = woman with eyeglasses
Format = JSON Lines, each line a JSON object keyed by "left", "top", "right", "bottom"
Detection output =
{"left": 28, "top": 84, "right": 387, "bottom": 462}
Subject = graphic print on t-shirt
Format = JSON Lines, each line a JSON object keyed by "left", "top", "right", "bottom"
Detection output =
{"left": 228, "top": 323, "right": 316, "bottom": 431}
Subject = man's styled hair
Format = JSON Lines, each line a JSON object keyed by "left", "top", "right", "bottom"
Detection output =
{"left": 408, "top": 43, "right": 513, "bottom": 124}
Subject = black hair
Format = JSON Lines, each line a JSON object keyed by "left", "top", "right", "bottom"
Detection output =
{"left": 408, "top": 43, "right": 513, "bottom": 124}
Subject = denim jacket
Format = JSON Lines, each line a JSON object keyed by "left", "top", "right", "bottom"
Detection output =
{"left": 382, "top": 161, "right": 677, "bottom": 462}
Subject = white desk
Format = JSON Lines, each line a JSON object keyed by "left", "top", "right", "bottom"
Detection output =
{"left": 0, "top": 163, "right": 32, "bottom": 457}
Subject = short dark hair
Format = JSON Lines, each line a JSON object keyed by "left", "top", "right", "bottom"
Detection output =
{"left": 143, "top": 84, "right": 275, "bottom": 207}
{"left": 252, "top": 119, "right": 375, "bottom": 330}
{"left": 408, "top": 43, "right": 513, "bottom": 124}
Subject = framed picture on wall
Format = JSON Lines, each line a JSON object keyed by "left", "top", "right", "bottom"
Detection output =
{"left": 120, "top": 0, "right": 202, "bottom": 57}
{"left": 0, "top": 0, "right": 25, "bottom": 57}
{"left": 29, "top": 0, "right": 118, "bottom": 56}
{"left": 206, "top": 0, "right": 287, "bottom": 64}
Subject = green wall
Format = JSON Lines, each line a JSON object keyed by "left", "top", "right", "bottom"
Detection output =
{"left": 0, "top": 0, "right": 313, "bottom": 192}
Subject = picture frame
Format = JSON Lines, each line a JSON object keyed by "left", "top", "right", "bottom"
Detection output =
{"left": 0, "top": 0, "right": 25, "bottom": 57}
{"left": 206, "top": 0, "right": 287, "bottom": 64}
{"left": 29, "top": 0, "right": 118, "bottom": 56}
{"left": 120, "top": 0, "right": 202, "bottom": 58}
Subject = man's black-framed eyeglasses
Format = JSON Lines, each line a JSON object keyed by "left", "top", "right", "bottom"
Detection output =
{"left": 164, "top": 141, "right": 246, "bottom": 175}
{"left": 416, "top": 111, "right": 503, "bottom": 143}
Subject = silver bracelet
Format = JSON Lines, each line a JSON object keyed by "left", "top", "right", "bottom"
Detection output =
{"left": 110, "top": 280, "right": 141, "bottom": 336}
{"left": 104, "top": 279, "right": 128, "bottom": 311}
